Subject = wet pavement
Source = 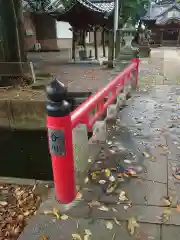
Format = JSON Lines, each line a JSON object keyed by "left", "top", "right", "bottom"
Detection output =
{"left": 18, "top": 84, "right": 180, "bottom": 240}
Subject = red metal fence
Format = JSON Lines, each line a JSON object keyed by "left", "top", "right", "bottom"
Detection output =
{"left": 46, "top": 58, "right": 140, "bottom": 203}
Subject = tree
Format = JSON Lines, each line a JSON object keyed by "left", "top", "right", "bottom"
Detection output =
{"left": 119, "top": 0, "right": 149, "bottom": 26}
{"left": 0, "top": 0, "right": 27, "bottom": 86}
{"left": 0, "top": 0, "right": 26, "bottom": 62}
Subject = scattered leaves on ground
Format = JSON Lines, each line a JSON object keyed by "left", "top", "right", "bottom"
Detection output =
{"left": 0, "top": 183, "right": 42, "bottom": 240}
{"left": 127, "top": 217, "right": 139, "bottom": 235}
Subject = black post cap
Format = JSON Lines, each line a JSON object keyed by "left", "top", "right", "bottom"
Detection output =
{"left": 46, "top": 78, "right": 67, "bottom": 102}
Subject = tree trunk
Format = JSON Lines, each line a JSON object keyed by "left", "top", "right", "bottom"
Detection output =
{"left": 0, "top": 0, "right": 27, "bottom": 86}
{"left": 0, "top": 0, "right": 26, "bottom": 62}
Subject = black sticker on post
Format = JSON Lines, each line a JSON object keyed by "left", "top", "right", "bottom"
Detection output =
{"left": 48, "top": 129, "right": 65, "bottom": 156}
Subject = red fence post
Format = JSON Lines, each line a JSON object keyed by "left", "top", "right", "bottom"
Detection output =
{"left": 46, "top": 79, "right": 76, "bottom": 203}
{"left": 135, "top": 57, "right": 140, "bottom": 87}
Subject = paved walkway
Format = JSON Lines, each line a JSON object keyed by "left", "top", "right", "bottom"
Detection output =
{"left": 18, "top": 49, "right": 180, "bottom": 239}
{"left": 19, "top": 84, "right": 180, "bottom": 240}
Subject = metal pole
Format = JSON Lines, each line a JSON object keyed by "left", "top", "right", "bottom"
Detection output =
{"left": 113, "top": 0, "right": 119, "bottom": 60}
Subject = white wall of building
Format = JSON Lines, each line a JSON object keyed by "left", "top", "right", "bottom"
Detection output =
{"left": 56, "top": 21, "right": 72, "bottom": 39}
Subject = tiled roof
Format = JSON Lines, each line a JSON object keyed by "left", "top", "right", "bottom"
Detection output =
{"left": 92, "top": 1, "right": 114, "bottom": 13}
{"left": 142, "top": 2, "right": 180, "bottom": 20}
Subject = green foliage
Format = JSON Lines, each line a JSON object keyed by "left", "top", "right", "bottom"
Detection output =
{"left": 23, "top": 0, "right": 51, "bottom": 11}
{"left": 23, "top": 0, "right": 72, "bottom": 11}
{"left": 120, "top": 0, "right": 149, "bottom": 24}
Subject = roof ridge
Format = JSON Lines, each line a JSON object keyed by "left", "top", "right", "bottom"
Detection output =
{"left": 156, "top": 2, "right": 180, "bottom": 18}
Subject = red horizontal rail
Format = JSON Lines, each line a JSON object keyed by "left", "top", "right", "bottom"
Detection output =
{"left": 71, "top": 59, "right": 139, "bottom": 129}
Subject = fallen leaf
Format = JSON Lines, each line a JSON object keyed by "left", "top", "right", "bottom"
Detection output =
{"left": 124, "top": 160, "right": 132, "bottom": 164}
{"left": 161, "top": 208, "right": 171, "bottom": 221}
{"left": 161, "top": 196, "right": 172, "bottom": 206}
{"left": 88, "top": 200, "right": 101, "bottom": 207}
{"left": 112, "top": 207, "right": 118, "bottom": 212}
{"left": 109, "top": 176, "right": 116, "bottom": 182}
{"left": 99, "top": 180, "right": 106, "bottom": 185}
{"left": 106, "top": 221, "right": 113, "bottom": 230}
{"left": 112, "top": 233, "right": 116, "bottom": 240}
{"left": 119, "top": 191, "right": 128, "bottom": 201}
{"left": 142, "top": 152, "right": 150, "bottom": 158}
{"left": 84, "top": 228, "right": 92, "bottom": 240}
{"left": 128, "top": 217, "right": 139, "bottom": 235}
{"left": 0, "top": 201, "right": 8, "bottom": 206}
{"left": 162, "top": 145, "right": 168, "bottom": 151}
{"left": 124, "top": 205, "right": 129, "bottom": 210}
{"left": 91, "top": 172, "right": 98, "bottom": 180}
{"left": 84, "top": 229, "right": 92, "bottom": 236}
{"left": 98, "top": 206, "right": 109, "bottom": 211}
{"left": 110, "top": 168, "right": 116, "bottom": 172}
{"left": 106, "top": 182, "right": 118, "bottom": 194}
{"left": 84, "top": 234, "right": 90, "bottom": 240}
{"left": 105, "top": 169, "right": 111, "bottom": 177}
{"left": 53, "top": 208, "right": 61, "bottom": 219}
{"left": 43, "top": 210, "right": 53, "bottom": 215}
{"left": 113, "top": 217, "right": 121, "bottom": 226}
{"left": 76, "top": 192, "right": 82, "bottom": 200}
{"left": 72, "top": 233, "right": 82, "bottom": 240}
{"left": 84, "top": 177, "right": 89, "bottom": 184}
{"left": 60, "top": 214, "right": 69, "bottom": 220}
{"left": 41, "top": 235, "right": 47, "bottom": 240}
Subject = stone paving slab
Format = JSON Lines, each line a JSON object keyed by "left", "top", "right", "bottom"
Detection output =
{"left": 99, "top": 178, "right": 166, "bottom": 206}
{"left": 139, "top": 156, "right": 167, "bottom": 184}
{"left": 90, "top": 204, "right": 180, "bottom": 225}
{"left": 162, "top": 225, "right": 180, "bottom": 240}
{"left": 19, "top": 217, "right": 161, "bottom": 240}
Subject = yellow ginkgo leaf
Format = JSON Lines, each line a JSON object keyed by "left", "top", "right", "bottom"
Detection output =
{"left": 105, "top": 169, "right": 111, "bottom": 177}
{"left": 53, "top": 208, "right": 61, "bottom": 219}
{"left": 41, "top": 235, "right": 47, "bottom": 240}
